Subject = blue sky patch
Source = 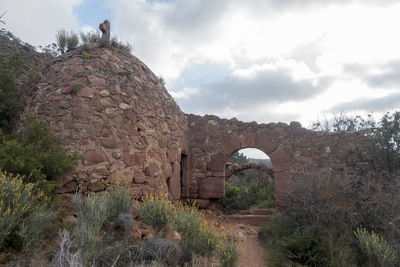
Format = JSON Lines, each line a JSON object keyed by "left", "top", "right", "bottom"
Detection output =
{"left": 75, "top": 0, "right": 112, "bottom": 29}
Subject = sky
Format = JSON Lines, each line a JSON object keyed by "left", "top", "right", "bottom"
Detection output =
{"left": 2, "top": 0, "right": 400, "bottom": 158}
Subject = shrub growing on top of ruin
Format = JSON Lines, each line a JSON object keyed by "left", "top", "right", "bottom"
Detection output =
{"left": 56, "top": 29, "right": 79, "bottom": 54}
{"left": 66, "top": 32, "right": 79, "bottom": 51}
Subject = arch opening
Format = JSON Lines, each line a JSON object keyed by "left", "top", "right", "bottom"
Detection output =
{"left": 222, "top": 148, "right": 275, "bottom": 214}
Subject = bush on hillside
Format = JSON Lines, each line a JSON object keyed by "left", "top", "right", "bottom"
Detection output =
{"left": 56, "top": 29, "right": 133, "bottom": 54}
{"left": 66, "top": 187, "right": 134, "bottom": 263}
{"left": 313, "top": 111, "right": 400, "bottom": 175}
{"left": 0, "top": 51, "right": 28, "bottom": 132}
{"left": 0, "top": 115, "right": 77, "bottom": 187}
{"left": 259, "top": 171, "right": 400, "bottom": 266}
{"left": 222, "top": 181, "right": 274, "bottom": 214}
{"left": 0, "top": 170, "right": 57, "bottom": 252}
{"left": 140, "top": 195, "right": 173, "bottom": 237}
{"left": 355, "top": 227, "right": 398, "bottom": 267}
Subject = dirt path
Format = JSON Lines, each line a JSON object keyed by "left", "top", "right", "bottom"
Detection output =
{"left": 236, "top": 225, "right": 267, "bottom": 267}
{"left": 205, "top": 210, "right": 269, "bottom": 267}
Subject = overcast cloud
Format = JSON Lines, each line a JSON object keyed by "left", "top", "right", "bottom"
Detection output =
{"left": 2, "top": 0, "right": 400, "bottom": 125}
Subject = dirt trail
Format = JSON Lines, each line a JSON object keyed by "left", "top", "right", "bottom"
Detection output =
{"left": 236, "top": 225, "right": 267, "bottom": 267}
{"left": 205, "top": 209, "right": 269, "bottom": 267}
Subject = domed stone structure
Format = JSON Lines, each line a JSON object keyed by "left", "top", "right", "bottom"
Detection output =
{"left": 28, "top": 46, "right": 188, "bottom": 200}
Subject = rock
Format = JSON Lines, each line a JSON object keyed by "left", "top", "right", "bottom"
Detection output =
{"left": 124, "top": 152, "right": 145, "bottom": 167}
{"left": 108, "top": 170, "right": 132, "bottom": 185}
{"left": 145, "top": 162, "right": 159, "bottom": 177}
{"left": 198, "top": 177, "right": 224, "bottom": 199}
{"left": 76, "top": 87, "right": 95, "bottom": 98}
{"left": 72, "top": 101, "right": 90, "bottom": 119}
{"left": 88, "top": 180, "right": 105, "bottom": 192}
{"left": 172, "top": 231, "right": 181, "bottom": 241}
{"left": 136, "top": 239, "right": 182, "bottom": 266}
{"left": 99, "top": 90, "right": 110, "bottom": 97}
{"left": 61, "top": 180, "right": 78, "bottom": 193}
{"left": 119, "top": 103, "right": 131, "bottom": 110}
{"left": 101, "top": 138, "right": 118, "bottom": 149}
{"left": 88, "top": 75, "right": 106, "bottom": 86}
{"left": 83, "top": 149, "right": 108, "bottom": 166}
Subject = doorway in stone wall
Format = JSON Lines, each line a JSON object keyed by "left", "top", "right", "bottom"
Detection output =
{"left": 222, "top": 148, "right": 274, "bottom": 214}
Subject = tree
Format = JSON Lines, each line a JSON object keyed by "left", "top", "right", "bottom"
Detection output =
{"left": 228, "top": 151, "right": 248, "bottom": 164}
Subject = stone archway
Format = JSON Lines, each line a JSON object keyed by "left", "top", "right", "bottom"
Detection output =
{"left": 185, "top": 114, "right": 368, "bottom": 208}
{"left": 199, "top": 136, "right": 291, "bottom": 207}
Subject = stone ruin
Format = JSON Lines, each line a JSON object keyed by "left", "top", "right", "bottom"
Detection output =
{"left": 26, "top": 22, "right": 371, "bottom": 208}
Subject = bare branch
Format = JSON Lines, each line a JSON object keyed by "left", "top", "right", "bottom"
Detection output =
{"left": 0, "top": 11, "right": 7, "bottom": 24}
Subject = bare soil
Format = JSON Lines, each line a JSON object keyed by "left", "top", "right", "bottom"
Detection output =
{"left": 204, "top": 210, "right": 269, "bottom": 267}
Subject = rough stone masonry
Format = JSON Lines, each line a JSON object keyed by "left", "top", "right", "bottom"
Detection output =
{"left": 25, "top": 30, "right": 371, "bottom": 208}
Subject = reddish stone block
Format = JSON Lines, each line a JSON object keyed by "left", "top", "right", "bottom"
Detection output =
{"left": 83, "top": 149, "right": 108, "bottom": 166}
{"left": 198, "top": 177, "right": 225, "bottom": 199}
{"left": 101, "top": 138, "right": 118, "bottom": 149}
{"left": 124, "top": 152, "right": 145, "bottom": 166}
{"left": 145, "top": 162, "right": 159, "bottom": 177}
{"left": 206, "top": 152, "right": 226, "bottom": 172}
{"left": 270, "top": 147, "right": 291, "bottom": 172}
{"left": 72, "top": 101, "right": 90, "bottom": 119}
{"left": 169, "top": 163, "right": 181, "bottom": 200}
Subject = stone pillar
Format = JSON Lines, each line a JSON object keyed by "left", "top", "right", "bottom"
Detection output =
{"left": 99, "top": 19, "right": 111, "bottom": 48}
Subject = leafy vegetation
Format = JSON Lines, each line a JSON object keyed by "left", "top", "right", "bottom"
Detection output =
{"left": 0, "top": 115, "right": 77, "bottom": 179}
{"left": 139, "top": 195, "right": 240, "bottom": 266}
{"left": 139, "top": 195, "right": 173, "bottom": 237}
{"left": 355, "top": 227, "right": 398, "bottom": 267}
{"left": 55, "top": 29, "right": 133, "bottom": 54}
{"left": 0, "top": 170, "right": 57, "bottom": 252}
{"left": 222, "top": 151, "right": 274, "bottom": 214}
{"left": 260, "top": 111, "right": 400, "bottom": 267}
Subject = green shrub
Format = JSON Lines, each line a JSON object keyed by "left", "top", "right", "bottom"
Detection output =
{"left": 70, "top": 84, "right": 83, "bottom": 95}
{"left": 59, "top": 188, "right": 134, "bottom": 264}
{"left": 17, "top": 206, "right": 57, "bottom": 251}
{"left": 259, "top": 170, "right": 400, "bottom": 266}
{"left": 222, "top": 182, "right": 251, "bottom": 214}
{"left": 110, "top": 37, "right": 132, "bottom": 52}
{"left": 140, "top": 195, "right": 173, "bottom": 237}
{"left": 0, "top": 56, "right": 19, "bottom": 132}
{"left": 66, "top": 32, "right": 79, "bottom": 51}
{"left": 259, "top": 216, "right": 327, "bottom": 266}
{"left": 172, "top": 203, "right": 222, "bottom": 261}
{"left": 56, "top": 29, "right": 79, "bottom": 54}
{"left": 106, "top": 187, "right": 132, "bottom": 218}
{"left": 312, "top": 111, "right": 400, "bottom": 175}
{"left": 355, "top": 227, "right": 398, "bottom": 267}
{"left": 79, "top": 31, "right": 101, "bottom": 45}
{"left": 0, "top": 115, "right": 77, "bottom": 186}
{"left": 217, "top": 240, "right": 240, "bottom": 267}
{"left": 72, "top": 193, "right": 110, "bottom": 258}
{"left": 81, "top": 51, "right": 91, "bottom": 60}
{"left": 0, "top": 170, "right": 56, "bottom": 251}
{"left": 55, "top": 29, "right": 68, "bottom": 54}
{"left": 222, "top": 181, "right": 274, "bottom": 214}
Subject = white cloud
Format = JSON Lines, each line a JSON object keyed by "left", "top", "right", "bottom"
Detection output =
{"left": 4, "top": 0, "right": 400, "bottom": 126}
{"left": 2, "top": 0, "right": 83, "bottom": 46}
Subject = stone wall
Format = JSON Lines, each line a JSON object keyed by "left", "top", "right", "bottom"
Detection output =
{"left": 27, "top": 46, "right": 189, "bottom": 201}
{"left": 185, "top": 114, "right": 369, "bottom": 207}
{"left": 24, "top": 44, "right": 371, "bottom": 209}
